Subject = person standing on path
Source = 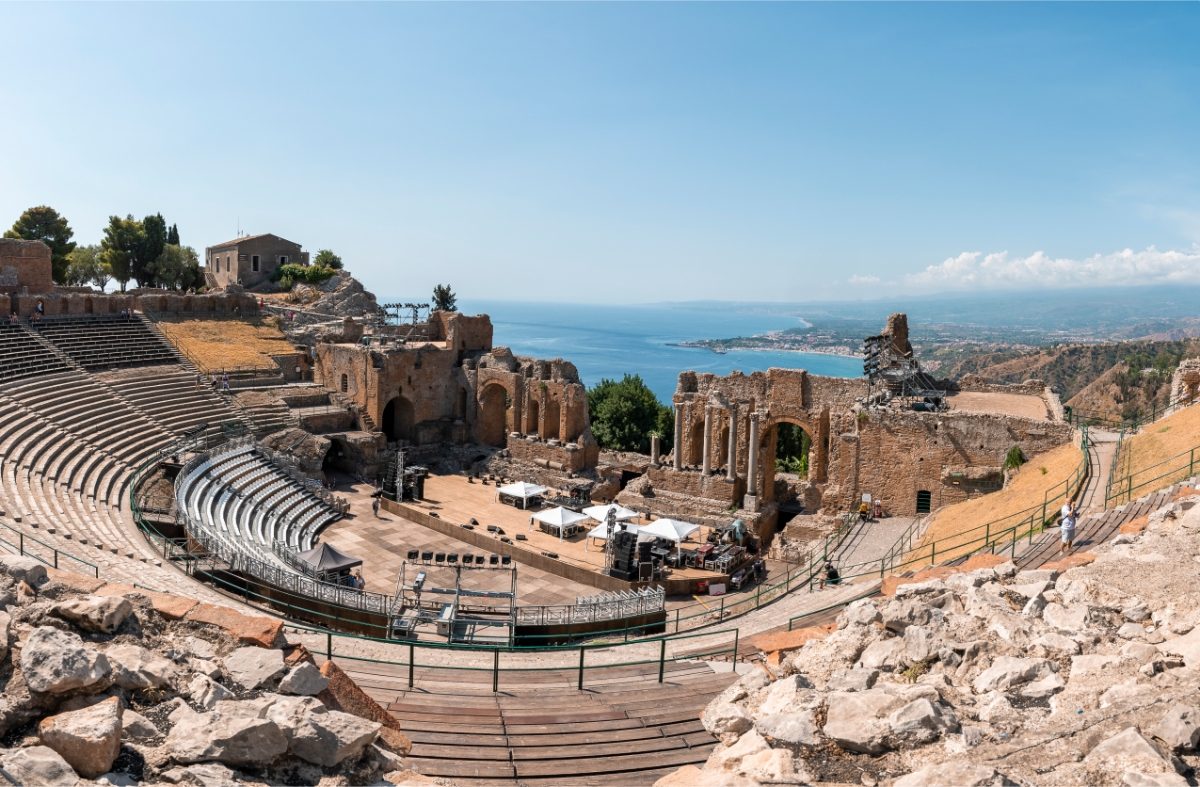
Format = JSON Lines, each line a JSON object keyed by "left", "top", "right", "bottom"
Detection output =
{"left": 372, "top": 495, "right": 381, "bottom": 517}
{"left": 1059, "top": 498, "right": 1078, "bottom": 555}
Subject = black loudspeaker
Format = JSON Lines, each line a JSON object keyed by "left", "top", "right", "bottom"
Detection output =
{"left": 638, "top": 562, "right": 653, "bottom": 581}
{"left": 637, "top": 542, "right": 654, "bottom": 564}
{"left": 609, "top": 530, "right": 639, "bottom": 580}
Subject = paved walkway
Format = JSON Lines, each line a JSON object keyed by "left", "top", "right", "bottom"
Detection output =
{"left": 1079, "top": 428, "right": 1120, "bottom": 513}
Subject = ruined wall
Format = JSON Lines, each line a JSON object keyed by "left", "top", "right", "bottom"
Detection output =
{"left": 1170, "top": 358, "right": 1200, "bottom": 410}
{"left": 1, "top": 291, "right": 258, "bottom": 319}
{"left": 0, "top": 238, "right": 53, "bottom": 296}
{"left": 313, "top": 312, "right": 598, "bottom": 469}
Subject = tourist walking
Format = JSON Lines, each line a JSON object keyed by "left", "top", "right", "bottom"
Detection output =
{"left": 371, "top": 495, "right": 381, "bottom": 517}
{"left": 1059, "top": 498, "right": 1078, "bottom": 555}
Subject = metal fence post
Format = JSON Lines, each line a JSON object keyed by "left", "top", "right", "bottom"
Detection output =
{"left": 577, "top": 646, "right": 585, "bottom": 690}
{"left": 53, "top": 551, "right": 58, "bottom": 570}
{"left": 326, "top": 632, "right": 332, "bottom": 661}
{"left": 658, "top": 639, "right": 666, "bottom": 683}
{"left": 408, "top": 643, "right": 415, "bottom": 689}
{"left": 492, "top": 649, "right": 500, "bottom": 693}
{"left": 732, "top": 629, "right": 739, "bottom": 667}
{"left": 19, "top": 532, "right": 23, "bottom": 556}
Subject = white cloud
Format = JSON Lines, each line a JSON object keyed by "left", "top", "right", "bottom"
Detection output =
{"left": 848, "top": 274, "right": 881, "bottom": 286}
{"left": 854, "top": 245, "right": 1200, "bottom": 293}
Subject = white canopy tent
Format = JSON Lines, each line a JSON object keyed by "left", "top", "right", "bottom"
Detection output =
{"left": 582, "top": 504, "right": 640, "bottom": 524}
{"left": 583, "top": 520, "right": 646, "bottom": 551}
{"left": 531, "top": 506, "right": 590, "bottom": 540}
{"left": 640, "top": 518, "right": 700, "bottom": 543}
{"left": 496, "top": 482, "right": 549, "bottom": 509}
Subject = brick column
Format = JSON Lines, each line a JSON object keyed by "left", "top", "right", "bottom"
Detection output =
{"left": 726, "top": 404, "right": 738, "bottom": 481}
{"left": 672, "top": 404, "right": 683, "bottom": 471}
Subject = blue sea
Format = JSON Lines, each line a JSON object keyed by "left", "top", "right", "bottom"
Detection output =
{"left": 423, "top": 300, "right": 862, "bottom": 403}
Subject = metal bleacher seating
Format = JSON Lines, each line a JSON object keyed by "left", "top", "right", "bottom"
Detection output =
{"left": 33, "top": 314, "right": 180, "bottom": 371}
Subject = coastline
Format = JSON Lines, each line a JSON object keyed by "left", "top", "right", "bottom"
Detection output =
{"left": 666, "top": 342, "right": 861, "bottom": 360}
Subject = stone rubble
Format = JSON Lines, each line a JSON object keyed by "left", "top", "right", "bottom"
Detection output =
{"left": 661, "top": 494, "right": 1200, "bottom": 786}
{"left": 0, "top": 555, "right": 424, "bottom": 786}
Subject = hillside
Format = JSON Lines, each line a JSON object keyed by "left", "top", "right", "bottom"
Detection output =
{"left": 937, "top": 339, "right": 1200, "bottom": 422}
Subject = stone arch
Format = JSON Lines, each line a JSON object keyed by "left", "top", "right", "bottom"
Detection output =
{"left": 542, "top": 394, "right": 561, "bottom": 441}
{"left": 527, "top": 398, "right": 540, "bottom": 436}
{"left": 686, "top": 417, "right": 705, "bottom": 466}
{"left": 382, "top": 395, "right": 416, "bottom": 443}
{"left": 478, "top": 382, "right": 509, "bottom": 447}
{"left": 758, "top": 415, "right": 821, "bottom": 502}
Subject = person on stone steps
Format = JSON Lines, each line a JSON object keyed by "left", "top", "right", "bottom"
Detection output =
{"left": 1059, "top": 498, "right": 1078, "bottom": 555}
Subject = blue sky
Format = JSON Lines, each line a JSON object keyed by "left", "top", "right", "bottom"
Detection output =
{"left": 2, "top": 2, "right": 1198, "bottom": 302}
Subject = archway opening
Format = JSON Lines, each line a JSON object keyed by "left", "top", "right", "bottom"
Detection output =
{"left": 762, "top": 420, "right": 814, "bottom": 527}
{"left": 528, "top": 399, "right": 540, "bottom": 436}
{"left": 478, "top": 384, "right": 509, "bottom": 447}
{"left": 382, "top": 396, "right": 416, "bottom": 443}
{"left": 542, "top": 397, "right": 561, "bottom": 441}
{"left": 687, "top": 419, "right": 704, "bottom": 466}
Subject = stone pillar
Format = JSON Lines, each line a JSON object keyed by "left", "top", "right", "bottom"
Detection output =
{"left": 672, "top": 404, "right": 683, "bottom": 471}
{"left": 726, "top": 404, "right": 738, "bottom": 481}
{"left": 650, "top": 434, "right": 661, "bottom": 466}
{"left": 746, "top": 413, "right": 761, "bottom": 498}
{"left": 701, "top": 406, "right": 712, "bottom": 476}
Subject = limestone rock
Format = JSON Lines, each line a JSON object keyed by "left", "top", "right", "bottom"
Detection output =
{"left": 0, "top": 609, "right": 11, "bottom": 663}
{"left": 858, "top": 637, "right": 905, "bottom": 671}
{"left": 122, "top": 709, "right": 160, "bottom": 742}
{"left": 972, "top": 657, "right": 1053, "bottom": 694}
{"left": 106, "top": 643, "right": 176, "bottom": 690}
{"left": 288, "top": 709, "right": 381, "bottom": 766}
{"left": 822, "top": 690, "right": 896, "bottom": 754}
{"left": 158, "top": 762, "right": 241, "bottom": 786}
{"left": 166, "top": 710, "right": 289, "bottom": 766}
{"left": 37, "top": 696, "right": 123, "bottom": 778}
{"left": 0, "top": 745, "right": 80, "bottom": 786}
{"left": 280, "top": 662, "right": 329, "bottom": 696}
{"left": 702, "top": 700, "right": 753, "bottom": 737}
{"left": 50, "top": 596, "right": 132, "bottom": 634}
{"left": 828, "top": 667, "right": 878, "bottom": 692}
{"left": 887, "top": 697, "right": 958, "bottom": 745}
{"left": 1043, "top": 602, "right": 1089, "bottom": 633}
{"left": 1084, "top": 727, "right": 1179, "bottom": 777}
{"left": 186, "top": 674, "right": 234, "bottom": 709}
{"left": 893, "top": 762, "right": 1016, "bottom": 787}
{"left": 0, "top": 555, "right": 50, "bottom": 588}
{"left": 20, "top": 626, "right": 112, "bottom": 695}
{"left": 222, "top": 646, "right": 286, "bottom": 690}
{"left": 1153, "top": 704, "right": 1200, "bottom": 752}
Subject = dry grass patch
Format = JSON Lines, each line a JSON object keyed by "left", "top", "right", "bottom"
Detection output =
{"left": 157, "top": 318, "right": 295, "bottom": 373}
{"left": 908, "top": 441, "right": 1084, "bottom": 568}
{"left": 1110, "top": 404, "right": 1200, "bottom": 505}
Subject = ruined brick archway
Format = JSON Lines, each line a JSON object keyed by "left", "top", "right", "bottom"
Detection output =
{"left": 758, "top": 416, "right": 821, "bottom": 502}
{"left": 542, "top": 395, "right": 561, "bottom": 441}
{"left": 382, "top": 395, "right": 416, "bottom": 444}
{"left": 686, "top": 419, "right": 705, "bottom": 465}
{"left": 478, "top": 383, "right": 509, "bottom": 447}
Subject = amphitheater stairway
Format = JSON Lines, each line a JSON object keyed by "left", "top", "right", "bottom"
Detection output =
{"left": 340, "top": 657, "right": 736, "bottom": 786}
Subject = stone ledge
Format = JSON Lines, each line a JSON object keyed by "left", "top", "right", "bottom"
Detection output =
{"left": 185, "top": 603, "right": 285, "bottom": 648}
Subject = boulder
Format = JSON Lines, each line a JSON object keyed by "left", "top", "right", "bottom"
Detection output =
{"left": 0, "top": 555, "right": 50, "bottom": 588}
{"left": 222, "top": 646, "right": 286, "bottom": 690}
{"left": 827, "top": 668, "right": 878, "bottom": 692}
{"left": 279, "top": 662, "right": 329, "bottom": 696}
{"left": 1020, "top": 673, "right": 1065, "bottom": 699}
{"left": 701, "top": 699, "right": 753, "bottom": 737}
{"left": 904, "top": 625, "right": 936, "bottom": 663}
{"left": 893, "top": 762, "right": 1016, "bottom": 787}
{"left": 50, "top": 596, "right": 132, "bottom": 634}
{"left": 1034, "top": 632, "right": 1081, "bottom": 656}
{"left": 0, "top": 745, "right": 80, "bottom": 786}
{"left": 1043, "top": 602, "right": 1089, "bottom": 633}
{"left": 1084, "top": 727, "right": 1179, "bottom": 777}
{"left": 858, "top": 637, "right": 905, "bottom": 671}
{"left": 122, "top": 709, "right": 160, "bottom": 742}
{"left": 166, "top": 710, "right": 289, "bottom": 766}
{"left": 842, "top": 598, "right": 882, "bottom": 628}
{"left": 972, "top": 657, "right": 1053, "bottom": 694}
{"left": 0, "top": 609, "right": 10, "bottom": 663}
{"left": 822, "top": 690, "right": 895, "bottom": 754}
{"left": 37, "top": 696, "right": 123, "bottom": 778}
{"left": 1069, "top": 654, "right": 1123, "bottom": 681}
{"left": 106, "top": 643, "right": 176, "bottom": 690}
{"left": 754, "top": 708, "right": 821, "bottom": 746}
{"left": 157, "top": 762, "right": 241, "bottom": 786}
{"left": 887, "top": 697, "right": 958, "bottom": 745}
{"left": 1153, "top": 704, "right": 1200, "bottom": 752}
{"left": 1156, "top": 627, "right": 1200, "bottom": 668}
{"left": 20, "top": 627, "right": 112, "bottom": 695}
{"left": 288, "top": 709, "right": 381, "bottom": 766}
{"left": 185, "top": 674, "right": 233, "bottom": 710}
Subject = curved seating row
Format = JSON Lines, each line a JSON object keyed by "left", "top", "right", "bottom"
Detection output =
{"left": 103, "top": 366, "right": 251, "bottom": 441}
{"left": 0, "top": 323, "right": 70, "bottom": 381}
{"left": 32, "top": 314, "right": 179, "bottom": 371}
{"left": 175, "top": 445, "right": 343, "bottom": 557}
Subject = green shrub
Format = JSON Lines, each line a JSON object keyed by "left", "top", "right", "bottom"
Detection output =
{"left": 1003, "top": 445, "right": 1026, "bottom": 471}
{"left": 271, "top": 263, "right": 335, "bottom": 286}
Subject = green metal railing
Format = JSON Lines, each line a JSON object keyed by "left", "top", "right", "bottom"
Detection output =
{"left": 1105, "top": 442, "right": 1200, "bottom": 508}
{"left": 0, "top": 518, "right": 99, "bottom": 578}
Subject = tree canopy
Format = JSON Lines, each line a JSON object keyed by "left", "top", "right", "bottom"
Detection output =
{"left": 166, "top": 223, "right": 180, "bottom": 245}
{"left": 313, "top": 249, "right": 343, "bottom": 269}
{"left": 432, "top": 284, "right": 457, "bottom": 312}
{"left": 587, "top": 374, "right": 673, "bottom": 455}
{"left": 100, "top": 216, "right": 143, "bottom": 291}
{"left": 4, "top": 205, "right": 76, "bottom": 283}
{"left": 149, "top": 244, "right": 204, "bottom": 291}
{"left": 64, "top": 245, "right": 111, "bottom": 290}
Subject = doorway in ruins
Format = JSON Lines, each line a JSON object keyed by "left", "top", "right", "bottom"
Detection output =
{"left": 763, "top": 421, "right": 815, "bottom": 529}
{"left": 478, "top": 383, "right": 509, "bottom": 447}
{"left": 382, "top": 395, "right": 416, "bottom": 443}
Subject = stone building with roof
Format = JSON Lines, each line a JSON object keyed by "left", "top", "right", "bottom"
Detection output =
{"left": 204, "top": 233, "right": 309, "bottom": 289}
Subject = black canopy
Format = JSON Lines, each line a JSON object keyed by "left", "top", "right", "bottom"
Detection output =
{"left": 296, "top": 542, "right": 363, "bottom": 574}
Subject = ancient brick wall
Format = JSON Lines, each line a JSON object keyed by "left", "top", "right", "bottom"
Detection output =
{"left": 0, "top": 238, "right": 53, "bottom": 295}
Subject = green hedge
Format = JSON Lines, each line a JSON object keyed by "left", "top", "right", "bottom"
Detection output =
{"left": 272, "top": 263, "right": 336, "bottom": 285}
